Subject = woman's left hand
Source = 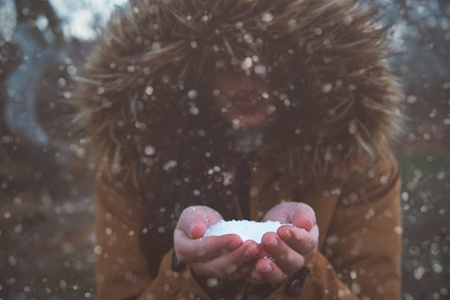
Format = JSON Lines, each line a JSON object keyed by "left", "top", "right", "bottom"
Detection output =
{"left": 250, "top": 202, "right": 319, "bottom": 284}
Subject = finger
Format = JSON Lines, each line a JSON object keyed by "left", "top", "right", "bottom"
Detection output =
{"left": 250, "top": 268, "right": 263, "bottom": 281}
{"left": 174, "top": 232, "right": 243, "bottom": 263}
{"left": 252, "top": 257, "right": 288, "bottom": 284}
{"left": 262, "top": 203, "right": 293, "bottom": 224}
{"left": 263, "top": 202, "right": 316, "bottom": 231}
{"left": 193, "top": 261, "right": 255, "bottom": 281}
{"left": 278, "top": 225, "right": 319, "bottom": 260}
{"left": 226, "top": 261, "right": 255, "bottom": 280}
{"left": 191, "top": 240, "right": 260, "bottom": 278}
{"left": 177, "top": 206, "right": 224, "bottom": 238}
{"left": 261, "top": 232, "right": 304, "bottom": 275}
{"left": 291, "top": 205, "right": 316, "bottom": 232}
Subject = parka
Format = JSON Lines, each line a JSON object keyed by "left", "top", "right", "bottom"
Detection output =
{"left": 74, "top": 0, "right": 404, "bottom": 299}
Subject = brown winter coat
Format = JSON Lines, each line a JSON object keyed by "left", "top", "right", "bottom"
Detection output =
{"left": 74, "top": 0, "right": 404, "bottom": 299}
{"left": 94, "top": 145, "right": 401, "bottom": 300}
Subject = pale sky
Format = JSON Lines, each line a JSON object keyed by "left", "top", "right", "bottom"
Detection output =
{"left": 50, "top": 0, "right": 128, "bottom": 40}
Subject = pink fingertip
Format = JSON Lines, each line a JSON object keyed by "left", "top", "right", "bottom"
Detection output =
{"left": 261, "top": 263, "right": 272, "bottom": 273}
{"left": 190, "top": 223, "right": 205, "bottom": 239}
{"left": 252, "top": 271, "right": 262, "bottom": 281}
{"left": 305, "top": 219, "right": 314, "bottom": 232}
{"left": 293, "top": 213, "right": 314, "bottom": 232}
{"left": 280, "top": 228, "right": 292, "bottom": 239}
{"left": 261, "top": 232, "right": 276, "bottom": 244}
{"left": 230, "top": 239, "right": 242, "bottom": 249}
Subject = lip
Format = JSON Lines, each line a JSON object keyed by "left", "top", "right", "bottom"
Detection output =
{"left": 231, "top": 91, "right": 262, "bottom": 114}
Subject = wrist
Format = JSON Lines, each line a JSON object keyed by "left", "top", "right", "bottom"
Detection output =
{"left": 171, "top": 250, "right": 186, "bottom": 272}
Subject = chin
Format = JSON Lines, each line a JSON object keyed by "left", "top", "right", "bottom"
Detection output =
{"left": 225, "top": 112, "right": 271, "bottom": 130}
{"left": 239, "top": 119, "right": 268, "bottom": 129}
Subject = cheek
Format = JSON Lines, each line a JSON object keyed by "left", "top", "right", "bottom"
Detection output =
{"left": 208, "top": 95, "right": 233, "bottom": 117}
{"left": 219, "top": 86, "right": 238, "bottom": 98}
{"left": 213, "top": 94, "right": 231, "bottom": 108}
{"left": 215, "top": 76, "right": 242, "bottom": 92}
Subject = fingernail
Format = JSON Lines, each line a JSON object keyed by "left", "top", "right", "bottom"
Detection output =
{"left": 264, "top": 237, "right": 279, "bottom": 247}
{"left": 305, "top": 218, "right": 314, "bottom": 231}
{"left": 261, "top": 264, "right": 272, "bottom": 273}
{"left": 190, "top": 224, "right": 200, "bottom": 234}
{"left": 244, "top": 247, "right": 257, "bottom": 259}
{"left": 303, "top": 214, "right": 315, "bottom": 231}
{"left": 282, "top": 230, "right": 292, "bottom": 239}
{"left": 230, "top": 240, "right": 241, "bottom": 249}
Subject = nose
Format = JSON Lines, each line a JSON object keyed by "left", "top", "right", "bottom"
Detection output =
{"left": 240, "top": 76, "right": 254, "bottom": 91}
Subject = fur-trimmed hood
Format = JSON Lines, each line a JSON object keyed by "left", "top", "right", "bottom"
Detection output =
{"left": 75, "top": 0, "right": 403, "bottom": 185}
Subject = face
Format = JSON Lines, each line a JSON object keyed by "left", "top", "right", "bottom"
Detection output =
{"left": 208, "top": 71, "right": 281, "bottom": 130}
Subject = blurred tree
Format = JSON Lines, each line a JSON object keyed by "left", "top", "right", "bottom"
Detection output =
{"left": 6, "top": 0, "right": 64, "bottom": 145}
{"left": 375, "top": 0, "right": 450, "bottom": 152}
{"left": 1, "top": 0, "right": 75, "bottom": 193}
{"left": 0, "top": 1, "right": 448, "bottom": 298}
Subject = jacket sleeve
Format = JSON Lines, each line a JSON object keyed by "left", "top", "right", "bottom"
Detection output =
{"left": 94, "top": 166, "right": 213, "bottom": 300}
{"left": 266, "top": 151, "right": 402, "bottom": 300}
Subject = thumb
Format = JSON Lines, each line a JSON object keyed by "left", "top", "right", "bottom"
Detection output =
{"left": 291, "top": 204, "right": 316, "bottom": 232}
{"left": 263, "top": 202, "right": 316, "bottom": 232}
{"left": 177, "top": 206, "right": 223, "bottom": 239}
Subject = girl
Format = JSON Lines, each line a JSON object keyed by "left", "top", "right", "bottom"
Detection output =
{"left": 75, "top": 0, "right": 403, "bottom": 299}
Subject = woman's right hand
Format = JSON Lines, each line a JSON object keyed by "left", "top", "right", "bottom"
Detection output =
{"left": 174, "top": 206, "right": 260, "bottom": 280}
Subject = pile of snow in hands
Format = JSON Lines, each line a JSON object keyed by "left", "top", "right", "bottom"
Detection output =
{"left": 204, "top": 220, "right": 288, "bottom": 243}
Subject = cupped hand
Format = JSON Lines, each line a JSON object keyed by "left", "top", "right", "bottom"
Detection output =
{"left": 174, "top": 205, "right": 260, "bottom": 280}
{"left": 250, "top": 202, "right": 319, "bottom": 284}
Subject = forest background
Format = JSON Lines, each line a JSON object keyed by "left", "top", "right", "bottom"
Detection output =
{"left": 0, "top": 0, "right": 448, "bottom": 299}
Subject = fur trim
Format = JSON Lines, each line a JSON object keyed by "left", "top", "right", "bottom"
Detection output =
{"left": 74, "top": 0, "right": 403, "bottom": 184}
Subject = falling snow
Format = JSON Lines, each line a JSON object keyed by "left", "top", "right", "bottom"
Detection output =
{"left": 0, "top": 0, "right": 448, "bottom": 299}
